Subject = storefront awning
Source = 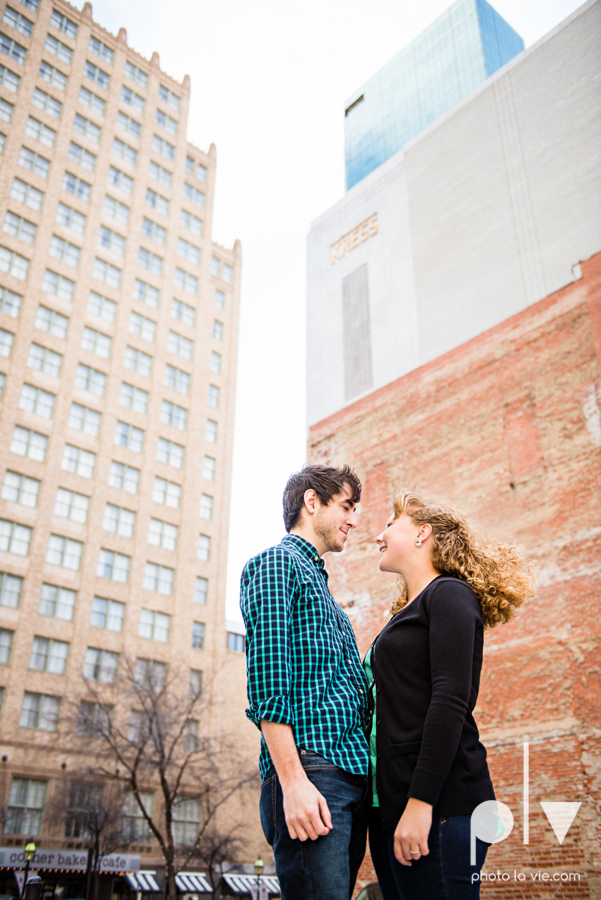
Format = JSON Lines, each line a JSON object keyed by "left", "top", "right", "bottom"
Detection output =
{"left": 126, "top": 871, "right": 161, "bottom": 892}
{"left": 176, "top": 872, "right": 212, "bottom": 893}
{"left": 222, "top": 874, "right": 280, "bottom": 895}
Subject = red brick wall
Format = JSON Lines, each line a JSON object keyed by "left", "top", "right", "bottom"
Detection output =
{"left": 309, "top": 253, "right": 601, "bottom": 898}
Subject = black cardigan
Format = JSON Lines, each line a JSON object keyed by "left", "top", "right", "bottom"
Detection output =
{"left": 371, "top": 576, "right": 495, "bottom": 827}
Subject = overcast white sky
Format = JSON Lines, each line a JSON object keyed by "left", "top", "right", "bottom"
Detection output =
{"left": 84, "top": 0, "right": 583, "bottom": 622}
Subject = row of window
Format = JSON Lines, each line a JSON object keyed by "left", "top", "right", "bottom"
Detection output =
{"left": 5, "top": 774, "right": 200, "bottom": 843}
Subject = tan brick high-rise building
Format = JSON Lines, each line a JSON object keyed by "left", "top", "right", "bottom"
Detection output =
{"left": 0, "top": 0, "right": 250, "bottom": 887}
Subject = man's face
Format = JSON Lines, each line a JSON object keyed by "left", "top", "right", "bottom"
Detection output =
{"left": 314, "top": 485, "right": 358, "bottom": 553}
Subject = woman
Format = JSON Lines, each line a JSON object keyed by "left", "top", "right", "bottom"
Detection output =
{"left": 365, "top": 489, "right": 535, "bottom": 899}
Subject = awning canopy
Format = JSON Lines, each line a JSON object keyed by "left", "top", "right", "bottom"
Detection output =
{"left": 175, "top": 872, "right": 212, "bottom": 893}
{"left": 126, "top": 871, "right": 161, "bottom": 892}
{"left": 222, "top": 874, "right": 280, "bottom": 894}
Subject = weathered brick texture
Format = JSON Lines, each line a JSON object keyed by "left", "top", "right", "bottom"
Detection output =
{"left": 309, "top": 252, "right": 601, "bottom": 898}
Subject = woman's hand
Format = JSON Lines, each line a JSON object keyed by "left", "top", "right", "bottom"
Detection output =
{"left": 393, "top": 798, "right": 433, "bottom": 865}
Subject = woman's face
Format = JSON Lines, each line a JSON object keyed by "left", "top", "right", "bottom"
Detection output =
{"left": 375, "top": 513, "right": 421, "bottom": 574}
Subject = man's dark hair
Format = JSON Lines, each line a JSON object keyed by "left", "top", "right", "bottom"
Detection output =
{"left": 282, "top": 464, "right": 362, "bottom": 532}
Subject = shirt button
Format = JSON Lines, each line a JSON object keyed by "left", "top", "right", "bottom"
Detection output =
{"left": 314, "top": 555, "right": 318, "bottom": 561}
{"left": 377, "top": 720, "right": 381, "bottom": 725}
{"left": 359, "top": 689, "right": 364, "bottom": 695}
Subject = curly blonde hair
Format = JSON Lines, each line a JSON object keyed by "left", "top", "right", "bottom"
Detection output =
{"left": 390, "top": 489, "right": 536, "bottom": 628}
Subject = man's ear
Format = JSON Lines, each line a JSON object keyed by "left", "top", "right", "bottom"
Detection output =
{"left": 303, "top": 489, "right": 318, "bottom": 518}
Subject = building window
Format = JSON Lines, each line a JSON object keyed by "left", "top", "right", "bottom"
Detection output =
{"left": 209, "top": 352, "right": 222, "bottom": 375}
{"left": 114, "top": 421, "right": 144, "bottom": 453}
{"left": 191, "top": 622, "right": 205, "bottom": 650}
{"left": 148, "top": 160, "right": 172, "bottom": 188}
{"left": 3, "top": 7, "right": 33, "bottom": 38}
{"left": 98, "top": 225, "right": 125, "bottom": 256}
{"left": 43, "top": 268, "right": 74, "bottom": 301}
{"left": 112, "top": 137, "right": 137, "bottom": 167}
{"left": 180, "top": 209, "right": 202, "bottom": 236}
{"left": 152, "top": 476, "right": 180, "bottom": 509}
{"left": 228, "top": 632, "right": 245, "bottom": 653}
{"left": 46, "top": 534, "right": 83, "bottom": 570}
{"left": 141, "top": 217, "right": 166, "bottom": 246}
{"left": 0, "top": 285, "right": 22, "bottom": 316}
{"left": 6, "top": 778, "right": 47, "bottom": 834}
{"left": 68, "top": 402, "right": 101, "bottom": 436}
{"left": 148, "top": 518, "right": 178, "bottom": 552}
{"left": 139, "top": 608, "right": 170, "bottom": 642}
{"left": 44, "top": 33, "right": 72, "bottom": 65}
{"left": 197, "top": 164, "right": 207, "bottom": 182}
{"left": 96, "top": 548, "right": 130, "bottom": 583}
{"left": 11, "top": 176, "right": 43, "bottom": 211}
{"left": 84, "top": 60, "right": 109, "bottom": 89}
{"left": 158, "top": 84, "right": 180, "bottom": 110}
{"left": 185, "top": 156, "right": 193, "bottom": 174}
{"left": 38, "top": 583, "right": 76, "bottom": 620}
{"left": 107, "top": 165, "right": 133, "bottom": 195}
{"left": 223, "top": 264, "right": 233, "bottom": 284}
{"left": 65, "top": 782, "right": 104, "bottom": 838}
{"left": 124, "top": 61, "right": 148, "bottom": 88}
{"left": 200, "top": 495, "right": 213, "bottom": 520}
{"left": 92, "top": 257, "right": 121, "bottom": 288}
{"left": 215, "top": 289, "right": 225, "bottom": 310}
{"left": 212, "top": 320, "right": 223, "bottom": 341}
{"left": 54, "top": 487, "right": 90, "bottom": 523}
{"left": 18, "top": 146, "right": 49, "bottom": 179}
{"left": 67, "top": 142, "right": 95, "bottom": 172}
{"left": 164, "top": 364, "right": 190, "bottom": 394}
{"left": 75, "top": 363, "right": 107, "bottom": 397}
{"left": 176, "top": 238, "right": 200, "bottom": 266}
{"left": 27, "top": 342, "right": 62, "bottom": 377}
{"left": 103, "top": 503, "right": 135, "bottom": 538}
{"left": 121, "top": 85, "right": 144, "bottom": 113}
{"left": 84, "top": 647, "right": 119, "bottom": 683}
{"left": 120, "top": 382, "right": 149, "bottom": 414}
{"left": 56, "top": 202, "right": 86, "bottom": 236}
{"left": 134, "top": 278, "right": 159, "bottom": 308}
{"left": 88, "top": 290, "right": 116, "bottom": 322}
{"left": 73, "top": 113, "right": 100, "bottom": 144}
{"left": 80, "top": 327, "right": 112, "bottom": 360}
{"left": 10, "top": 426, "right": 47, "bottom": 461}
{"left": 134, "top": 657, "right": 166, "bottom": 690}
{"left": 19, "top": 693, "right": 61, "bottom": 731}
{"left": 143, "top": 562, "right": 174, "bottom": 595}
{"left": 19, "top": 384, "right": 55, "bottom": 418}
{"left": 124, "top": 346, "right": 152, "bottom": 377}
{"left": 49, "top": 235, "right": 80, "bottom": 267}
{"left": 167, "top": 330, "right": 193, "bottom": 360}
{"left": 194, "top": 576, "right": 208, "bottom": 605}
{"left": 138, "top": 247, "right": 163, "bottom": 275}
{"left": 197, "top": 534, "right": 210, "bottom": 562}
{"left": 205, "top": 420, "right": 217, "bottom": 443}
{"left": 183, "top": 183, "right": 204, "bottom": 208}
{"left": 51, "top": 9, "right": 77, "bottom": 38}
{"left": 61, "top": 444, "right": 95, "bottom": 478}
{"left": 35, "top": 305, "right": 68, "bottom": 338}
{"left": 173, "top": 796, "right": 200, "bottom": 842}
{"left": 0, "top": 373, "right": 4, "bottom": 399}
{"left": 78, "top": 85, "right": 105, "bottom": 116}
{"left": 103, "top": 194, "right": 130, "bottom": 225}
{"left": 32, "top": 86, "right": 62, "bottom": 117}
{"left": 122, "top": 791, "right": 153, "bottom": 841}
{"left": 151, "top": 134, "right": 174, "bottom": 161}
{"left": 202, "top": 456, "right": 215, "bottom": 481}
{"left": 189, "top": 668, "right": 202, "bottom": 699}
{"left": 108, "top": 461, "right": 139, "bottom": 493}
{"left": 0, "top": 97, "right": 14, "bottom": 122}
{"left": 171, "top": 298, "right": 195, "bottom": 326}
{"left": 156, "top": 437, "right": 184, "bottom": 469}
{"left": 62, "top": 170, "right": 92, "bottom": 201}
{"left": 0, "top": 628, "right": 14, "bottom": 665}
{"left": 0, "top": 327, "right": 14, "bottom": 357}
{"left": 88, "top": 35, "right": 113, "bottom": 64}
{"left": 91, "top": 596, "right": 125, "bottom": 631}
{"left": 208, "top": 385, "right": 220, "bottom": 408}
{"left": 116, "top": 111, "right": 141, "bottom": 140}
{"left": 2, "top": 471, "right": 40, "bottom": 507}
{"left": 0, "top": 571, "right": 23, "bottom": 608}
{"left": 155, "top": 109, "right": 177, "bottom": 135}
{"left": 160, "top": 400, "right": 187, "bottom": 431}
{"left": 145, "top": 188, "right": 169, "bottom": 216}
{"left": 77, "top": 700, "right": 112, "bottom": 737}
{"left": 29, "top": 636, "right": 69, "bottom": 674}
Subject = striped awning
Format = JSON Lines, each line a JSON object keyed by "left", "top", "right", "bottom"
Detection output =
{"left": 175, "top": 872, "right": 212, "bottom": 893}
{"left": 222, "top": 874, "right": 280, "bottom": 894}
{"left": 126, "top": 871, "right": 161, "bottom": 892}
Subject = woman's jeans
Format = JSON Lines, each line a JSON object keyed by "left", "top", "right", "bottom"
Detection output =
{"left": 369, "top": 807, "right": 489, "bottom": 900}
{"left": 259, "top": 750, "right": 369, "bottom": 900}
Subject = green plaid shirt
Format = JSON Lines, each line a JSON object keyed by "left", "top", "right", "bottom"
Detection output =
{"left": 240, "top": 534, "right": 370, "bottom": 781}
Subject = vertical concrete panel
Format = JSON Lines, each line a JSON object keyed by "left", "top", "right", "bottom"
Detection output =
{"left": 342, "top": 264, "right": 373, "bottom": 402}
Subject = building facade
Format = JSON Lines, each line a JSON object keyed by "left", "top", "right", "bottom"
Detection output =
{"left": 344, "top": 0, "right": 524, "bottom": 190}
{"left": 308, "top": 0, "right": 601, "bottom": 426}
{"left": 0, "top": 0, "right": 252, "bottom": 888}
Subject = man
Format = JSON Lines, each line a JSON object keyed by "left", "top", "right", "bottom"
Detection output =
{"left": 240, "top": 464, "right": 370, "bottom": 900}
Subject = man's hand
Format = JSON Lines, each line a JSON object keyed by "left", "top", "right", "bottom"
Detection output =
{"left": 393, "top": 797, "right": 433, "bottom": 866}
{"left": 282, "top": 773, "right": 333, "bottom": 841}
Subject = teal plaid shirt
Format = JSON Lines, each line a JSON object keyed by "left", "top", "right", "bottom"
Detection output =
{"left": 240, "top": 534, "right": 370, "bottom": 781}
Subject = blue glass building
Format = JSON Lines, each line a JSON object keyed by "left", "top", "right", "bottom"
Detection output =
{"left": 345, "top": 0, "right": 524, "bottom": 190}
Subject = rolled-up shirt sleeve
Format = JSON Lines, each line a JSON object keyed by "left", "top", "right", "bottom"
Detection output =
{"left": 240, "top": 547, "right": 296, "bottom": 729}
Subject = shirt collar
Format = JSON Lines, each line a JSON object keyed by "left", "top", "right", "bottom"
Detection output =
{"left": 281, "top": 534, "right": 326, "bottom": 571}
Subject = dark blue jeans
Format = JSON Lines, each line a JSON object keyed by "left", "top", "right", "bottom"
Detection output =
{"left": 259, "top": 750, "right": 369, "bottom": 900}
{"left": 369, "top": 807, "right": 489, "bottom": 900}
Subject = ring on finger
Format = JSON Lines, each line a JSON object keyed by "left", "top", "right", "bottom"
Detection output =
{"left": 409, "top": 849, "right": 420, "bottom": 856}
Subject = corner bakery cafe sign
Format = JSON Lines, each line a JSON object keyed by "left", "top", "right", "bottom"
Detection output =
{"left": 0, "top": 847, "right": 140, "bottom": 872}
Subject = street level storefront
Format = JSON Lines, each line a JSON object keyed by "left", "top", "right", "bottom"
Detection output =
{"left": 221, "top": 874, "right": 280, "bottom": 898}
{"left": 0, "top": 848, "right": 140, "bottom": 900}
